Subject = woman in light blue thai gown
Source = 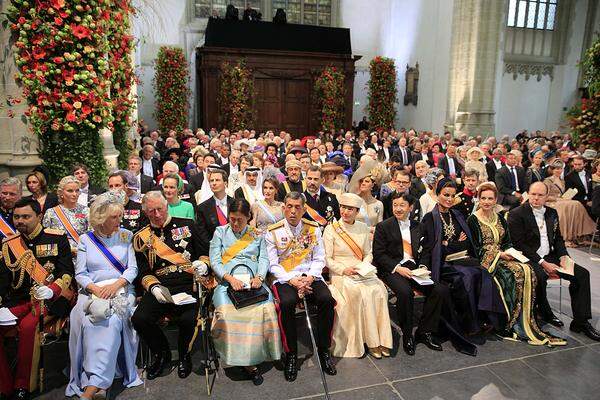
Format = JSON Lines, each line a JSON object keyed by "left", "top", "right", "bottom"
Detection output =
{"left": 209, "top": 198, "right": 282, "bottom": 386}
{"left": 66, "top": 192, "right": 142, "bottom": 399}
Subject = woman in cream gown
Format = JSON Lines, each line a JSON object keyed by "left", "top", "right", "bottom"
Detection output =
{"left": 323, "top": 193, "right": 392, "bottom": 359}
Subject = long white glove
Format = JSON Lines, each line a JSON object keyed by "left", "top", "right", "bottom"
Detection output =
{"left": 151, "top": 285, "right": 172, "bottom": 304}
{"left": 33, "top": 286, "right": 54, "bottom": 300}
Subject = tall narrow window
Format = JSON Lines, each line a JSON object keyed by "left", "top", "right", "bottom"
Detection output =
{"left": 507, "top": 0, "right": 557, "bottom": 30}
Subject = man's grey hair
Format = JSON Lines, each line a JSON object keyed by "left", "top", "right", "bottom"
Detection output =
{"left": 0, "top": 177, "right": 23, "bottom": 193}
{"left": 141, "top": 190, "right": 167, "bottom": 211}
{"left": 162, "top": 160, "right": 180, "bottom": 173}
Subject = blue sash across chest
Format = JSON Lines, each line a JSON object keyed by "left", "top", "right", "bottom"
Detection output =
{"left": 88, "top": 231, "right": 126, "bottom": 274}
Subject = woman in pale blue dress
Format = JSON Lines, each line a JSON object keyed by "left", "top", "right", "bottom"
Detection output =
{"left": 209, "top": 198, "right": 282, "bottom": 385}
{"left": 67, "top": 192, "right": 142, "bottom": 399}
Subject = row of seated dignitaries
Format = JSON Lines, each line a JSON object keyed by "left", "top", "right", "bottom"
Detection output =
{"left": 0, "top": 166, "right": 597, "bottom": 399}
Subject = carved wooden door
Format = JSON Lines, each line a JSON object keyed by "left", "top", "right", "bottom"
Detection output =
{"left": 255, "top": 78, "right": 310, "bottom": 137}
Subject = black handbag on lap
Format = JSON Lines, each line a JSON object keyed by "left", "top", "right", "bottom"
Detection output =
{"left": 226, "top": 264, "right": 269, "bottom": 309}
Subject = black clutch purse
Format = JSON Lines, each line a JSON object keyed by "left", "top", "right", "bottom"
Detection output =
{"left": 226, "top": 264, "right": 269, "bottom": 309}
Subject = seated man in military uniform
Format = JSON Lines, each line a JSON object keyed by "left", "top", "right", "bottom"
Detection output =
{"left": 106, "top": 170, "right": 148, "bottom": 234}
{"left": 452, "top": 169, "right": 480, "bottom": 219}
{"left": 265, "top": 191, "right": 336, "bottom": 382}
{"left": 0, "top": 198, "right": 74, "bottom": 400}
{"left": 131, "top": 191, "right": 205, "bottom": 380}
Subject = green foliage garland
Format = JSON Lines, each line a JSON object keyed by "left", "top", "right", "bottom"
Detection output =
{"left": 366, "top": 56, "right": 397, "bottom": 130}
{"left": 153, "top": 46, "right": 190, "bottom": 133}
{"left": 314, "top": 66, "right": 346, "bottom": 132}
{"left": 218, "top": 60, "right": 255, "bottom": 131}
{"left": 567, "top": 36, "right": 600, "bottom": 150}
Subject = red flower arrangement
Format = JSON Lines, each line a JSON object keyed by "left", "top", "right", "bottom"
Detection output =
{"left": 6, "top": 0, "right": 135, "bottom": 184}
{"left": 367, "top": 57, "right": 397, "bottom": 130}
{"left": 314, "top": 66, "right": 346, "bottom": 132}
{"left": 218, "top": 60, "right": 255, "bottom": 131}
{"left": 153, "top": 46, "right": 191, "bottom": 133}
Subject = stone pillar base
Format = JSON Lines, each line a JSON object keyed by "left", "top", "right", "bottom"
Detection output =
{"left": 453, "top": 111, "right": 496, "bottom": 137}
{"left": 101, "top": 128, "right": 120, "bottom": 170}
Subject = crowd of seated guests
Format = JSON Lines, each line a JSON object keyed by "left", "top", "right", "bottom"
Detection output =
{"left": 0, "top": 123, "right": 599, "bottom": 399}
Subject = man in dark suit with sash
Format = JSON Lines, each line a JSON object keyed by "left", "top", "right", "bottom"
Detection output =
{"left": 196, "top": 167, "right": 234, "bottom": 256}
{"left": 373, "top": 192, "right": 450, "bottom": 356}
{"left": 0, "top": 198, "right": 74, "bottom": 400}
{"left": 507, "top": 182, "right": 599, "bottom": 341}
{"left": 303, "top": 165, "right": 340, "bottom": 228}
{"left": 132, "top": 191, "right": 206, "bottom": 381}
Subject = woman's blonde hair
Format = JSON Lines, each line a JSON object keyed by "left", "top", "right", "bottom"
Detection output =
{"left": 89, "top": 192, "right": 125, "bottom": 231}
{"left": 57, "top": 175, "right": 80, "bottom": 203}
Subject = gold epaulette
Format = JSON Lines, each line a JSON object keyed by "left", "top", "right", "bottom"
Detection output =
{"left": 302, "top": 218, "right": 319, "bottom": 227}
{"left": 133, "top": 226, "right": 151, "bottom": 252}
{"left": 453, "top": 193, "right": 462, "bottom": 206}
{"left": 44, "top": 228, "right": 65, "bottom": 235}
{"left": 267, "top": 220, "right": 285, "bottom": 231}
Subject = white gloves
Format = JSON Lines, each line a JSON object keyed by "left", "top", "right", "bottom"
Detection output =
{"left": 33, "top": 286, "right": 54, "bottom": 301}
{"left": 193, "top": 260, "right": 208, "bottom": 275}
{"left": 192, "top": 260, "right": 208, "bottom": 281}
{"left": 151, "top": 285, "right": 172, "bottom": 304}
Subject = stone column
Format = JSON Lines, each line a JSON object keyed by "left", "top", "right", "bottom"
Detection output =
{"left": 0, "top": 0, "right": 42, "bottom": 180}
{"left": 445, "top": 0, "right": 506, "bottom": 136}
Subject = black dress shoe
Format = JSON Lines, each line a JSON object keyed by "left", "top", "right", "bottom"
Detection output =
{"left": 570, "top": 321, "right": 600, "bottom": 342}
{"left": 177, "top": 354, "right": 193, "bottom": 379}
{"left": 402, "top": 334, "right": 415, "bottom": 356}
{"left": 284, "top": 352, "right": 298, "bottom": 382}
{"left": 12, "top": 389, "right": 29, "bottom": 400}
{"left": 318, "top": 350, "right": 337, "bottom": 376}
{"left": 245, "top": 367, "right": 264, "bottom": 386}
{"left": 544, "top": 314, "right": 564, "bottom": 328}
{"left": 415, "top": 331, "right": 443, "bottom": 351}
{"left": 146, "top": 349, "right": 172, "bottom": 380}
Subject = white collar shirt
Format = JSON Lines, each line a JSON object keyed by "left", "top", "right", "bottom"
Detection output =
{"left": 142, "top": 158, "right": 153, "bottom": 178}
{"left": 532, "top": 207, "right": 550, "bottom": 260}
{"left": 397, "top": 218, "right": 414, "bottom": 265}
{"left": 214, "top": 195, "right": 228, "bottom": 215}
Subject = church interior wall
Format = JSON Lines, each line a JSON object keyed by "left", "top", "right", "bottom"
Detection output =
{"left": 496, "top": 0, "right": 598, "bottom": 136}
{"left": 132, "top": 0, "right": 598, "bottom": 138}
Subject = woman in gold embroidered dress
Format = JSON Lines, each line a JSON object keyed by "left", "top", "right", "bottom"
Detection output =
{"left": 467, "top": 182, "right": 566, "bottom": 346}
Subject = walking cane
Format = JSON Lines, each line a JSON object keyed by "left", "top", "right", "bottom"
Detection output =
{"left": 301, "top": 294, "right": 331, "bottom": 400}
{"left": 38, "top": 297, "right": 45, "bottom": 393}
{"left": 194, "top": 263, "right": 218, "bottom": 395}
